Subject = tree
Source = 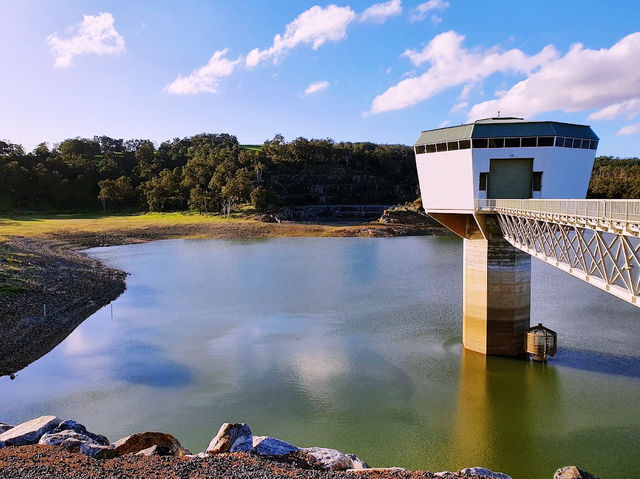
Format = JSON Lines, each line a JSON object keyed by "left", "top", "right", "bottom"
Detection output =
{"left": 221, "top": 168, "right": 253, "bottom": 216}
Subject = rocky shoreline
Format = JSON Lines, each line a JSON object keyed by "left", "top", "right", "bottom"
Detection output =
{"left": 0, "top": 416, "right": 600, "bottom": 479}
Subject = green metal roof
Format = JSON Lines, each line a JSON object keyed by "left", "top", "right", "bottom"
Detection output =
{"left": 414, "top": 118, "right": 598, "bottom": 145}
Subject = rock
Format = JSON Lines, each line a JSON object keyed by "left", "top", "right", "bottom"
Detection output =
{"left": 112, "top": 432, "right": 190, "bottom": 457}
{"left": 39, "top": 430, "right": 97, "bottom": 447}
{"left": 252, "top": 436, "right": 299, "bottom": 456}
{"left": 554, "top": 466, "right": 601, "bottom": 479}
{"left": 435, "top": 467, "right": 511, "bottom": 479}
{"left": 347, "top": 467, "right": 406, "bottom": 473}
{"left": 80, "top": 442, "right": 117, "bottom": 459}
{"left": 347, "top": 453, "right": 369, "bottom": 469}
{"left": 302, "top": 447, "right": 358, "bottom": 471}
{"left": 0, "top": 423, "right": 14, "bottom": 434}
{"left": 52, "top": 420, "right": 109, "bottom": 446}
{"left": 206, "top": 423, "right": 253, "bottom": 454}
{"left": 0, "top": 415, "right": 61, "bottom": 446}
{"left": 58, "top": 438, "right": 85, "bottom": 454}
{"left": 135, "top": 445, "right": 173, "bottom": 456}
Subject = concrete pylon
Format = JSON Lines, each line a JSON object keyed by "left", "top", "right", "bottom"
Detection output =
{"left": 462, "top": 221, "right": 531, "bottom": 356}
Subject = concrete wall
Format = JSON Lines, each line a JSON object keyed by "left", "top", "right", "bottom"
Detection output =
{"left": 416, "top": 149, "right": 475, "bottom": 212}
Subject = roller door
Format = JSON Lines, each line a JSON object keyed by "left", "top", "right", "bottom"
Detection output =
{"left": 488, "top": 158, "right": 533, "bottom": 199}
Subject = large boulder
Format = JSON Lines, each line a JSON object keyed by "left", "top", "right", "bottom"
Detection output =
{"left": 112, "top": 432, "right": 190, "bottom": 457}
{"left": 136, "top": 445, "right": 173, "bottom": 456}
{"left": 554, "top": 466, "right": 601, "bottom": 479}
{"left": 51, "top": 420, "right": 109, "bottom": 446}
{"left": 435, "top": 468, "right": 511, "bottom": 479}
{"left": 80, "top": 442, "right": 117, "bottom": 459}
{"left": 252, "top": 436, "right": 299, "bottom": 456}
{"left": 39, "top": 430, "right": 97, "bottom": 447}
{"left": 302, "top": 447, "right": 368, "bottom": 471}
{"left": 207, "top": 423, "right": 253, "bottom": 454}
{"left": 0, "top": 416, "right": 61, "bottom": 447}
{"left": 0, "top": 423, "right": 14, "bottom": 434}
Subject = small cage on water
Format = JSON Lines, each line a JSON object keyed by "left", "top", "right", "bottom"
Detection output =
{"left": 525, "top": 323, "right": 557, "bottom": 361}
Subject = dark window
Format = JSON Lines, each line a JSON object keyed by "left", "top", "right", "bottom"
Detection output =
{"left": 563, "top": 138, "right": 573, "bottom": 147}
{"left": 472, "top": 138, "right": 488, "bottom": 148}
{"left": 415, "top": 145, "right": 426, "bottom": 154}
{"left": 555, "top": 137, "right": 564, "bottom": 147}
{"left": 521, "top": 137, "right": 537, "bottom": 147}
{"left": 538, "top": 136, "right": 554, "bottom": 147}
{"left": 479, "top": 172, "right": 488, "bottom": 191}
{"left": 489, "top": 138, "right": 504, "bottom": 148}
{"left": 426, "top": 144, "right": 437, "bottom": 153}
{"left": 459, "top": 139, "right": 471, "bottom": 149}
{"left": 572, "top": 138, "right": 582, "bottom": 148}
{"left": 505, "top": 137, "right": 520, "bottom": 147}
{"left": 436, "top": 142, "right": 447, "bottom": 152}
{"left": 533, "top": 172, "right": 543, "bottom": 192}
{"left": 447, "top": 141, "right": 459, "bottom": 150}
{"left": 581, "top": 139, "right": 590, "bottom": 149}
{"left": 589, "top": 140, "right": 598, "bottom": 150}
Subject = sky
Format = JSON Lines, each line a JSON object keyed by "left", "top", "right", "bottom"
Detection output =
{"left": 1, "top": 0, "right": 639, "bottom": 156}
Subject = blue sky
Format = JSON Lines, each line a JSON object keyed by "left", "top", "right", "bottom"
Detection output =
{"left": 1, "top": 1, "right": 639, "bottom": 156}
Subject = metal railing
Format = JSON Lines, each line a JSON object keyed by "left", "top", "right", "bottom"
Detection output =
{"left": 475, "top": 198, "right": 640, "bottom": 223}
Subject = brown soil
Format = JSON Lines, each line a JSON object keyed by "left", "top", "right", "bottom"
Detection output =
{"left": 0, "top": 445, "right": 490, "bottom": 479}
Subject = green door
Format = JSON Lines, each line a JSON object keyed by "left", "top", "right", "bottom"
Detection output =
{"left": 488, "top": 158, "right": 533, "bottom": 199}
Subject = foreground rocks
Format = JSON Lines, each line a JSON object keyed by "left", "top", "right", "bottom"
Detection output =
{"left": 0, "top": 416, "right": 602, "bottom": 479}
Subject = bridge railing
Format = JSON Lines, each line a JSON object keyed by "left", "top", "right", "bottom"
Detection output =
{"left": 475, "top": 198, "right": 640, "bottom": 223}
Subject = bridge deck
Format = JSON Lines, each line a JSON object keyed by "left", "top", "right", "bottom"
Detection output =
{"left": 474, "top": 198, "right": 640, "bottom": 307}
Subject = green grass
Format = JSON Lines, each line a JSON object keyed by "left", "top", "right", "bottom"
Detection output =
{"left": 239, "top": 144, "right": 263, "bottom": 151}
{"left": 0, "top": 283, "right": 27, "bottom": 295}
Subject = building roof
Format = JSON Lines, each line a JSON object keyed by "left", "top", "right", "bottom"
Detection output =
{"left": 414, "top": 117, "right": 599, "bottom": 145}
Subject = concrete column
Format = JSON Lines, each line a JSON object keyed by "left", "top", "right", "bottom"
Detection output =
{"left": 462, "top": 221, "right": 531, "bottom": 356}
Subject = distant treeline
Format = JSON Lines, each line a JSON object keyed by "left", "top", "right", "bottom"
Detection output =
{"left": 0, "top": 134, "right": 418, "bottom": 213}
{"left": 0, "top": 135, "right": 637, "bottom": 213}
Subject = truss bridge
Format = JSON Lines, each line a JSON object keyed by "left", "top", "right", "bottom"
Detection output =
{"left": 476, "top": 199, "right": 640, "bottom": 306}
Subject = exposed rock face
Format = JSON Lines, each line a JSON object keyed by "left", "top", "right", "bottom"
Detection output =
{"left": 39, "top": 430, "right": 97, "bottom": 447}
{"left": 252, "top": 436, "right": 299, "bottom": 456}
{"left": 79, "top": 442, "right": 117, "bottom": 459}
{"left": 379, "top": 208, "right": 437, "bottom": 226}
{"left": 0, "top": 415, "right": 61, "bottom": 447}
{"left": 207, "top": 423, "right": 253, "bottom": 454}
{"left": 302, "top": 447, "right": 368, "bottom": 471}
{"left": 52, "top": 420, "right": 109, "bottom": 446}
{"left": 112, "top": 432, "right": 190, "bottom": 457}
{"left": 554, "top": 466, "right": 601, "bottom": 479}
{"left": 136, "top": 445, "right": 173, "bottom": 456}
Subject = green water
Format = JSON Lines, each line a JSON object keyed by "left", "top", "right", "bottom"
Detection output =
{"left": 1, "top": 237, "right": 638, "bottom": 478}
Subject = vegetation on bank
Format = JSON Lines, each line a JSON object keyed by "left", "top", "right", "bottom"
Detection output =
{"left": 0, "top": 134, "right": 417, "bottom": 215}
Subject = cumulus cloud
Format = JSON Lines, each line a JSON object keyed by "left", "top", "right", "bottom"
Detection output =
{"left": 589, "top": 98, "right": 640, "bottom": 121}
{"left": 303, "top": 80, "right": 330, "bottom": 96}
{"left": 617, "top": 123, "right": 640, "bottom": 136}
{"left": 359, "top": 0, "right": 402, "bottom": 24}
{"left": 246, "top": 5, "right": 356, "bottom": 68}
{"left": 164, "top": 48, "right": 242, "bottom": 95}
{"left": 368, "top": 31, "right": 558, "bottom": 114}
{"left": 468, "top": 33, "right": 640, "bottom": 121}
{"left": 410, "top": 0, "right": 449, "bottom": 23}
{"left": 47, "top": 12, "right": 125, "bottom": 67}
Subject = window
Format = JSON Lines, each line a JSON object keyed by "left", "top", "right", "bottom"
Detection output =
{"left": 533, "top": 172, "right": 543, "bottom": 192}
{"left": 538, "top": 137, "right": 554, "bottom": 147}
{"left": 521, "top": 137, "right": 537, "bottom": 147}
{"left": 581, "top": 139, "right": 590, "bottom": 149}
{"left": 472, "top": 138, "right": 488, "bottom": 148}
{"left": 563, "top": 138, "right": 573, "bottom": 147}
{"left": 505, "top": 137, "right": 520, "bottom": 147}
{"left": 489, "top": 138, "right": 504, "bottom": 148}
{"left": 479, "top": 172, "right": 488, "bottom": 191}
{"left": 447, "top": 141, "right": 459, "bottom": 150}
{"left": 589, "top": 140, "right": 598, "bottom": 150}
{"left": 555, "top": 137, "right": 564, "bottom": 147}
{"left": 415, "top": 145, "right": 426, "bottom": 154}
{"left": 572, "top": 138, "right": 583, "bottom": 148}
{"left": 459, "top": 139, "right": 471, "bottom": 149}
{"left": 436, "top": 142, "right": 447, "bottom": 152}
{"left": 426, "top": 144, "right": 437, "bottom": 153}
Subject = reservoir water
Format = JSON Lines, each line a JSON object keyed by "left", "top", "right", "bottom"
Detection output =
{"left": 2, "top": 237, "right": 639, "bottom": 477}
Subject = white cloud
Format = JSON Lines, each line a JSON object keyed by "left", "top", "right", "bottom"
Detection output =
{"left": 303, "top": 80, "right": 330, "bottom": 96}
{"left": 359, "top": 0, "right": 402, "bottom": 24}
{"left": 246, "top": 5, "right": 356, "bottom": 68}
{"left": 589, "top": 98, "right": 640, "bottom": 121}
{"left": 46, "top": 12, "right": 125, "bottom": 67}
{"left": 439, "top": 120, "right": 451, "bottom": 127}
{"left": 164, "top": 48, "right": 242, "bottom": 95}
{"left": 468, "top": 33, "right": 640, "bottom": 121}
{"left": 451, "top": 101, "right": 468, "bottom": 113}
{"left": 368, "top": 31, "right": 558, "bottom": 114}
{"left": 617, "top": 123, "right": 640, "bottom": 136}
{"left": 410, "top": 0, "right": 449, "bottom": 23}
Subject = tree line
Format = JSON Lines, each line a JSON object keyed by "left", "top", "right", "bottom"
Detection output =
{"left": 0, "top": 134, "right": 418, "bottom": 213}
{"left": 587, "top": 156, "right": 640, "bottom": 199}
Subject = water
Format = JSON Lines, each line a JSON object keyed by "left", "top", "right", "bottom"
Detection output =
{"left": 2, "top": 237, "right": 639, "bottom": 478}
